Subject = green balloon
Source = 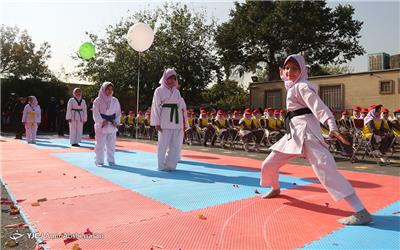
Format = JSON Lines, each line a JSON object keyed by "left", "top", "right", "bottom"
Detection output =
{"left": 79, "top": 42, "right": 95, "bottom": 60}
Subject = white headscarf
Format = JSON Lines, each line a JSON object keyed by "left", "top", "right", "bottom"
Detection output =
{"left": 73, "top": 88, "right": 82, "bottom": 101}
{"left": 281, "top": 54, "right": 308, "bottom": 90}
{"left": 364, "top": 108, "right": 380, "bottom": 125}
{"left": 159, "top": 68, "right": 178, "bottom": 89}
{"left": 97, "top": 82, "right": 113, "bottom": 113}
{"left": 29, "top": 96, "right": 38, "bottom": 109}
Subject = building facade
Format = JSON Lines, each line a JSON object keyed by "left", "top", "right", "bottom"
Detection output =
{"left": 390, "top": 54, "right": 400, "bottom": 69}
{"left": 249, "top": 69, "right": 400, "bottom": 113}
{"left": 368, "top": 53, "right": 390, "bottom": 71}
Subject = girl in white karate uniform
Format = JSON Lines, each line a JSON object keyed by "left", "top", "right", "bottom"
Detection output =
{"left": 66, "top": 88, "right": 87, "bottom": 146}
{"left": 22, "top": 96, "right": 41, "bottom": 144}
{"left": 151, "top": 69, "right": 186, "bottom": 171}
{"left": 93, "top": 82, "right": 121, "bottom": 166}
{"left": 260, "top": 54, "right": 372, "bottom": 225}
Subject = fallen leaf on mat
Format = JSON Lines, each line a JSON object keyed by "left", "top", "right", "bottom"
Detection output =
{"left": 72, "top": 243, "right": 81, "bottom": 250}
{"left": 63, "top": 237, "right": 78, "bottom": 245}
{"left": 31, "top": 202, "right": 40, "bottom": 207}
{"left": 37, "top": 198, "right": 47, "bottom": 203}
{"left": 84, "top": 228, "right": 93, "bottom": 235}
{"left": 197, "top": 214, "right": 207, "bottom": 220}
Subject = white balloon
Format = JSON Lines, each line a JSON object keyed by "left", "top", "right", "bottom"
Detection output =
{"left": 127, "top": 23, "right": 154, "bottom": 52}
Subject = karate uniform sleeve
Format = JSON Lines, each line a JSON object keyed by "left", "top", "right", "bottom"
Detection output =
{"left": 150, "top": 88, "right": 161, "bottom": 126}
{"left": 22, "top": 105, "right": 28, "bottom": 122}
{"left": 82, "top": 100, "right": 88, "bottom": 122}
{"left": 180, "top": 98, "right": 189, "bottom": 128}
{"left": 65, "top": 98, "right": 73, "bottom": 120}
{"left": 92, "top": 98, "right": 103, "bottom": 123}
{"left": 114, "top": 99, "right": 121, "bottom": 124}
{"left": 298, "top": 83, "right": 335, "bottom": 126}
{"left": 36, "top": 106, "right": 41, "bottom": 123}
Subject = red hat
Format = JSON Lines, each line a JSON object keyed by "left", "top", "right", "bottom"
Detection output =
{"left": 280, "top": 109, "right": 286, "bottom": 113}
{"left": 361, "top": 108, "right": 368, "bottom": 113}
{"left": 217, "top": 110, "right": 225, "bottom": 115}
{"left": 274, "top": 110, "right": 280, "bottom": 115}
{"left": 267, "top": 108, "right": 274, "bottom": 113}
{"left": 342, "top": 110, "right": 349, "bottom": 115}
{"left": 252, "top": 109, "right": 259, "bottom": 114}
{"left": 129, "top": 110, "right": 134, "bottom": 114}
{"left": 201, "top": 110, "right": 208, "bottom": 115}
{"left": 394, "top": 108, "right": 400, "bottom": 114}
{"left": 354, "top": 106, "right": 361, "bottom": 112}
{"left": 138, "top": 111, "right": 143, "bottom": 115}
{"left": 382, "top": 108, "right": 389, "bottom": 113}
{"left": 368, "top": 104, "right": 382, "bottom": 112}
{"left": 244, "top": 108, "right": 252, "bottom": 115}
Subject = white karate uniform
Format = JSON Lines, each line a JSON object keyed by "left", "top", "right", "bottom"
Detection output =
{"left": 260, "top": 72, "right": 355, "bottom": 202}
{"left": 22, "top": 104, "right": 41, "bottom": 143}
{"left": 150, "top": 85, "right": 186, "bottom": 171}
{"left": 93, "top": 97, "right": 121, "bottom": 165}
{"left": 66, "top": 98, "right": 87, "bottom": 144}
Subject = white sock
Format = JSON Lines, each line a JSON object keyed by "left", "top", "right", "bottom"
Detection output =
{"left": 344, "top": 193, "right": 365, "bottom": 212}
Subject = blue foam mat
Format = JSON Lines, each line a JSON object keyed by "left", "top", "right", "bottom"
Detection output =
{"left": 301, "top": 201, "right": 400, "bottom": 249}
{"left": 53, "top": 150, "right": 316, "bottom": 211}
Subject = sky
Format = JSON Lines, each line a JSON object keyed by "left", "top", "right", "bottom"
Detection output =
{"left": 1, "top": 0, "right": 399, "bottom": 86}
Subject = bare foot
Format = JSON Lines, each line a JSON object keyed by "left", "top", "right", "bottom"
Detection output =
{"left": 261, "top": 189, "right": 281, "bottom": 199}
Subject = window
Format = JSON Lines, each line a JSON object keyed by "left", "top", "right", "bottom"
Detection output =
{"left": 379, "top": 80, "right": 394, "bottom": 94}
{"left": 319, "top": 85, "right": 343, "bottom": 110}
{"left": 264, "top": 89, "right": 282, "bottom": 109}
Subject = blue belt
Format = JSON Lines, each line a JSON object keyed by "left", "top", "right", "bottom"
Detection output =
{"left": 101, "top": 113, "right": 116, "bottom": 122}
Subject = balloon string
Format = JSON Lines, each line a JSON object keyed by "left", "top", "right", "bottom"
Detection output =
{"left": 136, "top": 52, "right": 141, "bottom": 140}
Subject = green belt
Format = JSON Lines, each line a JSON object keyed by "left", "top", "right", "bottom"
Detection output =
{"left": 162, "top": 103, "right": 179, "bottom": 124}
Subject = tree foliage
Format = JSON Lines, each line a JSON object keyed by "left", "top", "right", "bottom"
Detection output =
{"left": 215, "top": 1, "right": 364, "bottom": 81}
{"left": 0, "top": 25, "right": 52, "bottom": 80}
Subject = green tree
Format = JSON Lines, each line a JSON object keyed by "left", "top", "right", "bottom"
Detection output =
{"left": 309, "top": 64, "right": 354, "bottom": 76}
{"left": 0, "top": 25, "right": 52, "bottom": 80}
{"left": 76, "top": 4, "right": 219, "bottom": 109}
{"left": 215, "top": 1, "right": 364, "bottom": 81}
{"left": 202, "top": 80, "right": 249, "bottom": 109}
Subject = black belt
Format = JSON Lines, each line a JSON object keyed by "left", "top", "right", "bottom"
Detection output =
{"left": 284, "top": 108, "right": 312, "bottom": 140}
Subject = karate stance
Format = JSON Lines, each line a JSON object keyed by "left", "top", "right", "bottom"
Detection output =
{"left": 22, "top": 96, "right": 41, "bottom": 144}
{"left": 66, "top": 88, "right": 87, "bottom": 146}
{"left": 260, "top": 54, "right": 372, "bottom": 225}
{"left": 93, "top": 82, "right": 121, "bottom": 166}
{"left": 150, "top": 68, "right": 185, "bottom": 171}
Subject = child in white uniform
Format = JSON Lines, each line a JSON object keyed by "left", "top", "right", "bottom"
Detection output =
{"left": 260, "top": 54, "right": 372, "bottom": 225}
{"left": 66, "top": 88, "right": 87, "bottom": 146}
{"left": 150, "top": 69, "right": 185, "bottom": 171}
{"left": 22, "top": 96, "right": 41, "bottom": 144}
{"left": 93, "top": 82, "right": 121, "bottom": 166}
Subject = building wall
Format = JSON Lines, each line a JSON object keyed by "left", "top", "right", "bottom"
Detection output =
{"left": 390, "top": 54, "right": 400, "bottom": 69}
{"left": 250, "top": 69, "right": 400, "bottom": 112}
